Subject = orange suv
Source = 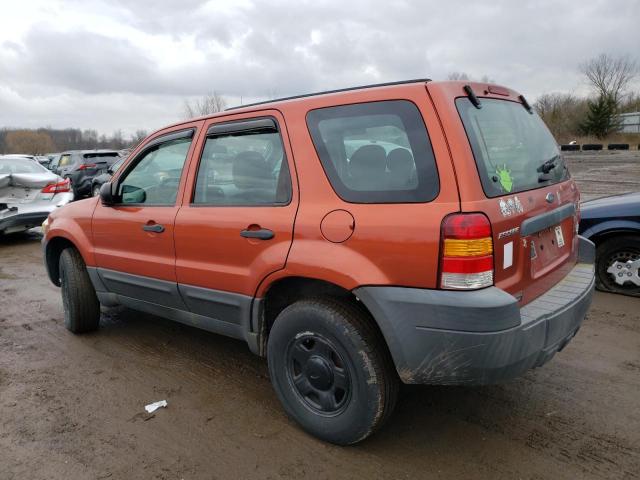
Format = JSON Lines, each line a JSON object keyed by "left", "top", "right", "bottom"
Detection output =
{"left": 42, "top": 80, "right": 595, "bottom": 444}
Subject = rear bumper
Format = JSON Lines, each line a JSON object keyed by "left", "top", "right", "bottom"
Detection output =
{"left": 0, "top": 211, "right": 49, "bottom": 233}
{"left": 0, "top": 193, "right": 74, "bottom": 234}
{"left": 67, "top": 172, "right": 92, "bottom": 196}
{"left": 354, "top": 236, "right": 595, "bottom": 385}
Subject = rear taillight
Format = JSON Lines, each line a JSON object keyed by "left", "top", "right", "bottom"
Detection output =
{"left": 41, "top": 178, "right": 71, "bottom": 194}
{"left": 78, "top": 163, "right": 97, "bottom": 170}
{"left": 440, "top": 213, "right": 494, "bottom": 290}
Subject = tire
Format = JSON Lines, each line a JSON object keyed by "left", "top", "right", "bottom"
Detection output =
{"left": 267, "top": 298, "right": 398, "bottom": 445}
{"left": 59, "top": 248, "right": 101, "bottom": 333}
{"left": 560, "top": 144, "right": 580, "bottom": 151}
{"left": 582, "top": 144, "right": 603, "bottom": 151}
{"left": 595, "top": 235, "right": 640, "bottom": 296}
{"left": 92, "top": 184, "right": 101, "bottom": 197}
{"left": 607, "top": 143, "right": 629, "bottom": 150}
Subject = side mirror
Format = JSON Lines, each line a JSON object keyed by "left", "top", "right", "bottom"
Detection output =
{"left": 99, "top": 182, "right": 117, "bottom": 206}
{"left": 121, "top": 184, "right": 146, "bottom": 204}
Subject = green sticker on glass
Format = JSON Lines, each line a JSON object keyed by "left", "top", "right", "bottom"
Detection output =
{"left": 496, "top": 165, "right": 513, "bottom": 192}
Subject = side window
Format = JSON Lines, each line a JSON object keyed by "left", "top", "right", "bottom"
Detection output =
{"left": 193, "top": 122, "right": 291, "bottom": 206}
{"left": 118, "top": 135, "right": 192, "bottom": 205}
{"left": 58, "top": 154, "right": 71, "bottom": 167}
{"left": 306, "top": 100, "right": 439, "bottom": 203}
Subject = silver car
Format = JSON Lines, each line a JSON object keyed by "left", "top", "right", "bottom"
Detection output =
{"left": 0, "top": 156, "right": 74, "bottom": 235}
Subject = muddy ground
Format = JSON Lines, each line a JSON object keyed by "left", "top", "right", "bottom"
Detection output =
{"left": 1, "top": 151, "right": 639, "bottom": 479}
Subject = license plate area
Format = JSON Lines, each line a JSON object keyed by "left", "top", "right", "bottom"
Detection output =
{"left": 530, "top": 224, "right": 569, "bottom": 279}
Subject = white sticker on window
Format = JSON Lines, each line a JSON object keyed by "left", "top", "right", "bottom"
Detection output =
{"left": 503, "top": 241, "right": 513, "bottom": 269}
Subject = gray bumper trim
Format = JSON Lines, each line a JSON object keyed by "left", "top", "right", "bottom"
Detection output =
{"left": 354, "top": 236, "right": 595, "bottom": 385}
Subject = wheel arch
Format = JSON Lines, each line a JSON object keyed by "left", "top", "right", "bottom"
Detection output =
{"left": 582, "top": 222, "right": 640, "bottom": 246}
{"left": 254, "top": 276, "right": 391, "bottom": 361}
{"left": 44, "top": 234, "right": 90, "bottom": 286}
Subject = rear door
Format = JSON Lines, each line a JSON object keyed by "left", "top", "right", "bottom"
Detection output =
{"left": 92, "top": 127, "right": 199, "bottom": 307}
{"left": 174, "top": 111, "right": 298, "bottom": 323}
{"left": 431, "top": 83, "right": 579, "bottom": 304}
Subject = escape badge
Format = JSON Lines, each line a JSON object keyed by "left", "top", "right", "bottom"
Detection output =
{"left": 496, "top": 165, "right": 513, "bottom": 193}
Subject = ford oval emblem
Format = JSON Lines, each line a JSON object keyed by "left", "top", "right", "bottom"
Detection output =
{"left": 545, "top": 193, "right": 555, "bottom": 203}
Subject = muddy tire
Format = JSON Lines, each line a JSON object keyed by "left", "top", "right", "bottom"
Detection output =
{"left": 59, "top": 248, "right": 100, "bottom": 333}
{"left": 595, "top": 235, "right": 640, "bottom": 296}
{"left": 267, "top": 298, "right": 398, "bottom": 445}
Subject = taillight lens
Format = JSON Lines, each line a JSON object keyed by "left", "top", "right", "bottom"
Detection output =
{"left": 78, "top": 163, "right": 97, "bottom": 170}
{"left": 440, "top": 213, "right": 494, "bottom": 289}
{"left": 41, "top": 178, "right": 71, "bottom": 194}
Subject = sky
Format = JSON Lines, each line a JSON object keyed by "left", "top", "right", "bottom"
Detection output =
{"left": 1, "top": 0, "right": 639, "bottom": 137}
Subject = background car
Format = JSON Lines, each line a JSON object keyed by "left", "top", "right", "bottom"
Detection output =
{"left": 90, "top": 157, "right": 124, "bottom": 196}
{"left": 0, "top": 156, "right": 73, "bottom": 235}
{"left": 54, "top": 150, "right": 121, "bottom": 198}
{"left": 579, "top": 192, "right": 640, "bottom": 296}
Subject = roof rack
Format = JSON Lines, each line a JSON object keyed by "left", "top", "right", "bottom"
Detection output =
{"left": 225, "top": 78, "right": 431, "bottom": 111}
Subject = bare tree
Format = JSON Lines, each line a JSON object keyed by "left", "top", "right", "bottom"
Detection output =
{"left": 4, "top": 130, "right": 56, "bottom": 154}
{"left": 130, "top": 130, "right": 148, "bottom": 145}
{"left": 183, "top": 91, "right": 227, "bottom": 119}
{"left": 447, "top": 72, "right": 470, "bottom": 81}
{"left": 534, "top": 93, "right": 588, "bottom": 141}
{"left": 447, "top": 72, "right": 495, "bottom": 83}
{"left": 580, "top": 53, "right": 638, "bottom": 103}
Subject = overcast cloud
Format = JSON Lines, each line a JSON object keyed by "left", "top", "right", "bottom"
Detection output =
{"left": 1, "top": 0, "right": 639, "bottom": 136}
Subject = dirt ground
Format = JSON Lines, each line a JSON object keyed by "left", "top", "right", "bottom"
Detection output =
{"left": 1, "top": 152, "right": 639, "bottom": 479}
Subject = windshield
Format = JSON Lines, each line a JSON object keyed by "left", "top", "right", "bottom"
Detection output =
{"left": 456, "top": 98, "right": 569, "bottom": 197}
{"left": 0, "top": 157, "right": 48, "bottom": 174}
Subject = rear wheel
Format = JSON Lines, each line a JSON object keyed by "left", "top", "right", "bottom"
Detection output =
{"left": 267, "top": 298, "right": 398, "bottom": 445}
{"left": 596, "top": 235, "right": 640, "bottom": 296}
{"left": 92, "top": 184, "right": 101, "bottom": 197}
{"left": 59, "top": 248, "right": 101, "bottom": 333}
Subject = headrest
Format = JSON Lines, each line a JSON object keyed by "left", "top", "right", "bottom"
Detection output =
{"left": 387, "top": 148, "right": 414, "bottom": 173}
{"left": 349, "top": 144, "right": 386, "bottom": 175}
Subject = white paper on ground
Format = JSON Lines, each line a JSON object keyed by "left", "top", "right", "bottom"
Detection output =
{"left": 145, "top": 400, "right": 168, "bottom": 413}
{"left": 503, "top": 241, "right": 513, "bottom": 269}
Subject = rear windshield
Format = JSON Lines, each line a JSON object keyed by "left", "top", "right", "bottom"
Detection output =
{"left": 456, "top": 98, "right": 569, "bottom": 197}
{"left": 0, "top": 158, "right": 47, "bottom": 174}
{"left": 83, "top": 152, "right": 119, "bottom": 162}
{"left": 306, "top": 100, "right": 439, "bottom": 203}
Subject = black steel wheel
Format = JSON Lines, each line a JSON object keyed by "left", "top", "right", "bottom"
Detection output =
{"left": 267, "top": 298, "right": 398, "bottom": 445}
{"left": 286, "top": 333, "right": 351, "bottom": 415}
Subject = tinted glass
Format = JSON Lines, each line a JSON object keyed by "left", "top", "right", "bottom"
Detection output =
{"left": 118, "top": 136, "right": 191, "bottom": 205}
{"left": 306, "top": 100, "right": 439, "bottom": 203}
{"left": 193, "top": 127, "right": 291, "bottom": 206}
{"left": 83, "top": 152, "right": 120, "bottom": 163}
{"left": 456, "top": 98, "right": 569, "bottom": 197}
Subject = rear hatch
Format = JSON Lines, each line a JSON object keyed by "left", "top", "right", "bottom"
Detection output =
{"left": 440, "top": 85, "right": 580, "bottom": 305}
{"left": 0, "top": 159, "right": 66, "bottom": 209}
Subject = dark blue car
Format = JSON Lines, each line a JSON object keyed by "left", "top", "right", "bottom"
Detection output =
{"left": 579, "top": 192, "right": 640, "bottom": 296}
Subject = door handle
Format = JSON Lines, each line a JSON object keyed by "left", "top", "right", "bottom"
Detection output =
{"left": 240, "top": 228, "right": 274, "bottom": 240}
{"left": 142, "top": 223, "right": 165, "bottom": 233}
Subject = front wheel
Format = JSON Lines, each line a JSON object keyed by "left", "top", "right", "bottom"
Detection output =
{"left": 59, "top": 248, "right": 101, "bottom": 333}
{"left": 596, "top": 235, "right": 640, "bottom": 296}
{"left": 267, "top": 298, "right": 398, "bottom": 445}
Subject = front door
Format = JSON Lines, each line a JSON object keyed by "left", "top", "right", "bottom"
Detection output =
{"left": 174, "top": 112, "right": 298, "bottom": 323}
{"left": 92, "top": 127, "right": 199, "bottom": 307}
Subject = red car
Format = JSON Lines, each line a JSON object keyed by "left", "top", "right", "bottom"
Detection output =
{"left": 43, "top": 80, "right": 595, "bottom": 444}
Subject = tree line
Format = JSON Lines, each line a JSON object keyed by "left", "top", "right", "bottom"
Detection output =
{"left": 534, "top": 54, "right": 639, "bottom": 142}
{"left": 0, "top": 128, "right": 148, "bottom": 155}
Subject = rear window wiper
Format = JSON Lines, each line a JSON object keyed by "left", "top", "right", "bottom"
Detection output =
{"left": 537, "top": 155, "right": 560, "bottom": 174}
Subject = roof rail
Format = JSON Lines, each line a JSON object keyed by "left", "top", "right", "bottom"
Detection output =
{"left": 225, "top": 78, "right": 431, "bottom": 111}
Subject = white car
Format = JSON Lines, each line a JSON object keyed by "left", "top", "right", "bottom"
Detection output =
{"left": 0, "top": 156, "right": 74, "bottom": 235}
